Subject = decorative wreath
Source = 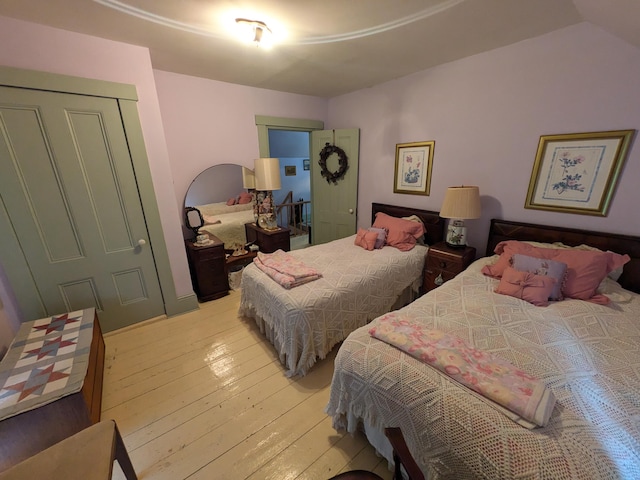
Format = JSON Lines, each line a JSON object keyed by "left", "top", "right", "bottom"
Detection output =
{"left": 318, "top": 142, "right": 349, "bottom": 184}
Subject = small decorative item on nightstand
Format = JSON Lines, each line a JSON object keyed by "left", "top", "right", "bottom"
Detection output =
{"left": 422, "top": 241, "right": 476, "bottom": 294}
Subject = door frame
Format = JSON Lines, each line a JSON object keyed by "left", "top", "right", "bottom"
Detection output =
{"left": 255, "top": 115, "right": 324, "bottom": 157}
{"left": 0, "top": 66, "right": 196, "bottom": 321}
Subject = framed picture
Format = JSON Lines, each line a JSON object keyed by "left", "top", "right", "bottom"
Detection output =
{"left": 303, "top": 159, "right": 310, "bottom": 171}
{"left": 284, "top": 165, "right": 296, "bottom": 176}
{"left": 525, "top": 130, "right": 635, "bottom": 216}
{"left": 393, "top": 141, "right": 435, "bottom": 196}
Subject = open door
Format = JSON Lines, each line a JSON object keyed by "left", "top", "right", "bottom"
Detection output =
{"left": 310, "top": 129, "right": 359, "bottom": 245}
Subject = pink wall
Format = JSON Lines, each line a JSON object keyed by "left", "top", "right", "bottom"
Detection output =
{"left": 329, "top": 22, "right": 640, "bottom": 254}
{"left": 152, "top": 70, "right": 327, "bottom": 213}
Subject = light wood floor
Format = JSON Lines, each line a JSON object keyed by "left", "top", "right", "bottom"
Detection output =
{"left": 103, "top": 290, "right": 392, "bottom": 480}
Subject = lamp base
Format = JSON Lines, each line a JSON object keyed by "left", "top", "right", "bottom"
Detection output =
{"left": 445, "top": 220, "right": 467, "bottom": 248}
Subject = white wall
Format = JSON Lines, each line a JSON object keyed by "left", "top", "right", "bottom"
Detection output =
{"left": 329, "top": 22, "right": 640, "bottom": 254}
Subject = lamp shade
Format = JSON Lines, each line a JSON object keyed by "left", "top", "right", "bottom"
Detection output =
{"left": 440, "top": 186, "right": 481, "bottom": 219}
{"left": 254, "top": 158, "right": 281, "bottom": 190}
{"left": 242, "top": 167, "right": 255, "bottom": 189}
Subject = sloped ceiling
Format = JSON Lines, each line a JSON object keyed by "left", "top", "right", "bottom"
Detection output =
{"left": 0, "top": 0, "right": 637, "bottom": 98}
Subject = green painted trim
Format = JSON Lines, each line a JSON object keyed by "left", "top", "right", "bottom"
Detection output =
{"left": 255, "top": 115, "right": 324, "bottom": 157}
{"left": 0, "top": 66, "right": 137, "bottom": 100}
{"left": 168, "top": 293, "right": 199, "bottom": 317}
{"left": 0, "top": 196, "right": 45, "bottom": 320}
{"left": 118, "top": 99, "right": 187, "bottom": 317}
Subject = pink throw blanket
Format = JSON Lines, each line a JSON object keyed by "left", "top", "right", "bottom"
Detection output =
{"left": 253, "top": 250, "right": 321, "bottom": 289}
{"left": 369, "top": 313, "right": 556, "bottom": 427}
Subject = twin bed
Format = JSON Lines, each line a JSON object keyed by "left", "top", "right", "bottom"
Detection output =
{"left": 326, "top": 219, "right": 640, "bottom": 479}
{"left": 191, "top": 201, "right": 254, "bottom": 249}
{"left": 239, "top": 203, "right": 445, "bottom": 377}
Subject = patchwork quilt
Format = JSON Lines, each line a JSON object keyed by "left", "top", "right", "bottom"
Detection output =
{"left": 0, "top": 308, "right": 95, "bottom": 421}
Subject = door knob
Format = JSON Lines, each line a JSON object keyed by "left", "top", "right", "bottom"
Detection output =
{"left": 348, "top": 208, "right": 354, "bottom": 214}
{"left": 137, "top": 239, "right": 146, "bottom": 246}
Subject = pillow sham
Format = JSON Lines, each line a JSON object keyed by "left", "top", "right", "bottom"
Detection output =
{"left": 495, "top": 267, "right": 557, "bottom": 307}
{"left": 367, "top": 227, "right": 387, "bottom": 249}
{"left": 481, "top": 240, "right": 630, "bottom": 303}
{"left": 354, "top": 228, "right": 378, "bottom": 251}
{"left": 511, "top": 254, "right": 567, "bottom": 301}
{"left": 237, "top": 192, "right": 253, "bottom": 205}
{"left": 372, "top": 212, "right": 425, "bottom": 251}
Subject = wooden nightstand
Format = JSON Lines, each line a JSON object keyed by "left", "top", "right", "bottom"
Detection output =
{"left": 245, "top": 222, "right": 291, "bottom": 253}
{"left": 423, "top": 241, "right": 476, "bottom": 294}
{"left": 185, "top": 233, "right": 229, "bottom": 302}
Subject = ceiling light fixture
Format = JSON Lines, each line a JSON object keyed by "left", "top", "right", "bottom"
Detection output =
{"left": 235, "top": 18, "right": 272, "bottom": 47}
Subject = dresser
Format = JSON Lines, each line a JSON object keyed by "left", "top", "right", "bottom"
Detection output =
{"left": 185, "top": 233, "right": 229, "bottom": 301}
{"left": 245, "top": 222, "right": 291, "bottom": 253}
{"left": 423, "top": 241, "right": 476, "bottom": 294}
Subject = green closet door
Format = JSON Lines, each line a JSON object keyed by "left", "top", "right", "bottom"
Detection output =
{"left": 0, "top": 86, "right": 164, "bottom": 331}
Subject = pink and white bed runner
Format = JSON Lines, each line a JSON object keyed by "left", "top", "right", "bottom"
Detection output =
{"left": 369, "top": 312, "right": 556, "bottom": 427}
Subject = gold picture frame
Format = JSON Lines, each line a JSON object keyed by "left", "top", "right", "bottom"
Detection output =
{"left": 525, "top": 130, "right": 635, "bottom": 216}
{"left": 393, "top": 141, "right": 435, "bottom": 196}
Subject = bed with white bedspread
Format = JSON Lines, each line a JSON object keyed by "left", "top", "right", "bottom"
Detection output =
{"left": 239, "top": 203, "right": 445, "bottom": 377}
{"left": 326, "top": 218, "right": 640, "bottom": 479}
{"left": 193, "top": 201, "right": 254, "bottom": 249}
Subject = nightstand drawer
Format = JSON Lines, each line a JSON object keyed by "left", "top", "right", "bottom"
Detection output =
{"left": 422, "top": 242, "right": 476, "bottom": 294}
{"left": 426, "top": 255, "right": 461, "bottom": 275}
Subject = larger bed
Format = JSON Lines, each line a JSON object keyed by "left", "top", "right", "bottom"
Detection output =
{"left": 192, "top": 201, "right": 255, "bottom": 249}
{"left": 326, "top": 219, "right": 640, "bottom": 479}
{"left": 238, "top": 203, "right": 445, "bottom": 377}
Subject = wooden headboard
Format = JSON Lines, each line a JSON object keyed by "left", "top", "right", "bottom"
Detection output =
{"left": 487, "top": 218, "right": 640, "bottom": 294}
{"left": 371, "top": 203, "right": 445, "bottom": 246}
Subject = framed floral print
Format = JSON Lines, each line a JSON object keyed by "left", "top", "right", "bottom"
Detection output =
{"left": 394, "top": 141, "right": 435, "bottom": 196}
{"left": 525, "top": 130, "right": 635, "bottom": 216}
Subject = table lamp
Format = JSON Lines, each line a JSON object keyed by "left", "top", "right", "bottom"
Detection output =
{"left": 440, "top": 186, "right": 481, "bottom": 247}
{"left": 254, "top": 158, "right": 281, "bottom": 230}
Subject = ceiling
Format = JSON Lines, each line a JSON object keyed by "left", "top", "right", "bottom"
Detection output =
{"left": 0, "top": 0, "right": 638, "bottom": 98}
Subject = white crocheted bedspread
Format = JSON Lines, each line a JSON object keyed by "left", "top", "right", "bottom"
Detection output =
{"left": 326, "top": 257, "right": 640, "bottom": 479}
{"left": 198, "top": 208, "right": 255, "bottom": 249}
{"left": 239, "top": 236, "right": 428, "bottom": 376}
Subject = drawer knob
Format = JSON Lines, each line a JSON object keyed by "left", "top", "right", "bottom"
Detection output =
{"left": 439, "top": 261, "right": 447, "bottom": 269}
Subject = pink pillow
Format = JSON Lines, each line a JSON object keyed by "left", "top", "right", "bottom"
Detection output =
{"left": 481, "top": 240, "right": 630, "bottom": 303}
{"left": 495, "top": 267, "right": 557, "bottom": 307}
{"left": 354, "top": 228, "right": 378, "bottom": 251}
{"left": 226, "top": 197, "right": 237, "bottom": 206}
{"left": 237, "top": 193, "right": 253, "bottom": 204}
{"left": 372, "top": 212, "right": 425, "bottom": 251}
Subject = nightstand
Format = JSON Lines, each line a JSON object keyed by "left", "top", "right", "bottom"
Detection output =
{"left": 245, "top": 222, "right": 291, "bottom": 253}
{"left": 185, "top": 233, "right": 229, "bottom": 302}
{"left": 423, "top": 241, "right": 476, "bottom": 294}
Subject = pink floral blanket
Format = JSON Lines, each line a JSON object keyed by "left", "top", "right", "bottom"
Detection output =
{"left": 253, "top": 250, "right": 322, "bottom": 289}
{"left": 369, "top": 313, "right": 556, "bottom": 427}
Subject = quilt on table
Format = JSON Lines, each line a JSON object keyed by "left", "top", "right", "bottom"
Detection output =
{"left": 239, "top": 235, "right": 428, "bottom": 376}
{"left": 0, "top": 308, "right": 95, "bottom": 421}
{"left": 326, "top": 258, "right": 640, "bottom": 479}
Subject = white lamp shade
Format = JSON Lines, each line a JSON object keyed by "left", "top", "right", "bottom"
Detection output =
{"left": 440, "top": 186, "right": 481, "bottom": 220}
{"left": 242, "top": 167, "right": 255, "bottom": 189}
{"left": 255, "top": 158, "right": 281, "bottom": 190}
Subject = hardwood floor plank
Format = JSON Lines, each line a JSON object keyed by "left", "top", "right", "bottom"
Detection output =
{"left": 103, "top": 289, "right": 394, "bottom": 479}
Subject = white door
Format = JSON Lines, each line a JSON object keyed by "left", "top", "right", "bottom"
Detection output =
{"left": 310, "top": 129, "right": 360, "bottom": 244}
{"left": 0, "top": 86, "right": 164, "bottom": 331}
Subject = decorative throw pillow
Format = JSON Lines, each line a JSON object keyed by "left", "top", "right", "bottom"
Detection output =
{"left": 237, "top": 192, "right": 253, "bottom": 205}
{"left": 372, "top": 212, "right": 425, "bottom": 251}
{"left": 495, "top": 267, "right": 557, "bottom": 307}
{"left": 226, "top": 197, "right": 237, "bottom": 206}
{"left": 354, "top": 228, "right": 378, "bottom": 251}
{"left": 512, "top": 254, "right": 567, "bottom": 301}
{"left": 367, "top": 227, "right": 387, "bottom": 249}
{"left": 481, "top": 240, "right": 630, "bottom": 303}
